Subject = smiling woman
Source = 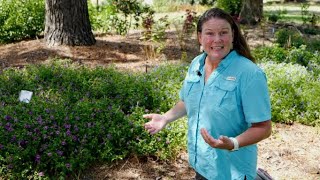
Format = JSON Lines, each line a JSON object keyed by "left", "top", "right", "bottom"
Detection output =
{"left": 143, "top": 8, "right": 272, "bottom": 180}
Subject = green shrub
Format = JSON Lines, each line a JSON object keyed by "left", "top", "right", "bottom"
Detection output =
{"left": 253, "top": 45, "right": 320, "bottom": 72}
{"left": 275, "top": 28, "right": 305, "bottom": 48}
{"left": 0, "top": 0, "right": 45, "bottom": 43}
{"left": 0, "top": 59, "right": 188, "bottom": 179}
{"left": 216, "top": 0, "right": 242, "bottom": 16}
{"left": 307, "top": 38, "right": 320, "bottom": 52}
{"left": 253, "top": 45, "right": 288, "bottom": 63}
{"left": 260, "top": 61, "right": 320, "bottom": 126}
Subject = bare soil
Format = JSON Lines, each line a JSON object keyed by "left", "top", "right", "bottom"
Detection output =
{"left": 0, "top": 26, "right": 320, "bottom": 180}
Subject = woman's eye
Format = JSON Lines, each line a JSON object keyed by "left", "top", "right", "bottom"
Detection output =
{"left": 221, "top": 31, "right": 228, "bottom": 35}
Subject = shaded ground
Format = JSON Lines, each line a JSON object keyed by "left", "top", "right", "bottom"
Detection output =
{"left": 0, "top": 25, "right": 320, "bottom": 180}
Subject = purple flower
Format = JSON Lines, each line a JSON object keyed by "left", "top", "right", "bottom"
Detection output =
{"left": 19, "top": 140, "right": 28, "bottom": 148}
{"left": 35, "top": 154, "right": 41, "bottom": 164}
{"left": 45, "top": 109, "right": 50, "bottom": 113}
{"left": 66, "top": 130, "right": 71, "bottom": 136}
{"left": 47, "top": 152, "right": 52, "bottom": 157}
{"left": 37, "top": 116, "right": 43, "bottom": 124}
{"left": 61, "top": 141, "right": 66, "bottom": 146}
{"left": 4, "top": 115, "right": 12, "bottom": 121}
{"left": 5, "top": 123, "right": 13, "bottom": 132}
{"left": 72, "top": 135, "right": 78, "bottom": 141}
{"left": 34, "top": 128, "right": 40, "bottom": 134}
{"left": 38, "top": 172, "right": 44, "bottom": 177}
{"left": 56, "top": 150, "right": 63, "bottom": 156}
{"left": 64, "top": 124, "right": 71, "bottom": 129}
{"left": 24, "top": 124, "right": 31, "bottom": 129}
{"left": 11, "top": 135, "right": 16, "bottom": 142}
{"left": 66, "top": 163, "right": 71, "bottom": 169}
{"left": 0, "top": 144, "right": 4, "bottom": 149}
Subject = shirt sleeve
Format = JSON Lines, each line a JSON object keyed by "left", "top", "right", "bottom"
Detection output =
{"left": 179, "top": 80, "right": 185, "bottom": 101}
{"left": 241, "top": 70, "right": 271, "bottom": 123}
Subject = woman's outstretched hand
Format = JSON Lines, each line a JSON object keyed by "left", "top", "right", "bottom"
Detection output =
{"left": 200, "top": 128, "right": 234, "bottom": 150}
{"left": 143, "top": 114, "right": 168, "bottom": 135}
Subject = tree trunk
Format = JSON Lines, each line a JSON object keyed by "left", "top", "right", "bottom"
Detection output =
{"left": 44, "top": 0, "right": 96, "bottom": 46}
{"left": 239, "top": 0, "right": 263, "bottom": 25}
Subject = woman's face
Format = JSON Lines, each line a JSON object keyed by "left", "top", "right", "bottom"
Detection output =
{"left": 198, "top": 18, "right": 234, "bottom": 61}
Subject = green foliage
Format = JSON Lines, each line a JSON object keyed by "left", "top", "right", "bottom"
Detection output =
{"left": 0, "top": 59, "right": 188, "bottom": 179}
{"left": 253, "top": 45, "right": 320, "bottom": 74}
{"left": 152, "top": 0, "right": 183, "bottom": 12}
{"left": 260, "top": 62, "right": 320, "bottom": 126}
{"left": 88, "top": 1, "right": 118, "bottom": 33}
{"left": 89, "top": 0, "right": 152, "bottom": 35}
{"left": 275, "top": 28, "right": 305, "bottom": 48}
{"left": 253, "top": 45, "right": 288, "bottom": 63}
{"left": 300, "top": 2, "right": 310, "bottom": 25}
{"left": 216, "top": 0, "right": 242, "bottom": 16}
{"left": 0, "top": 0, "right": 45, "bottom": 43}
{"left": 265, "top": 9, "right": 288, "bottom": 23}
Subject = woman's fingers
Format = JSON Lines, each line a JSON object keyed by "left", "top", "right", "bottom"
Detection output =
{"left": 143, "top": 114, "right": 153, "bottom": 119}
{"left": 201, "top": 129, "right": 232, "bottom": 149}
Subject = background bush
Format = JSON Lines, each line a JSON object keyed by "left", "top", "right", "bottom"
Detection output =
{"left": 0, "top": 0, "right": 45, "bottom": 43}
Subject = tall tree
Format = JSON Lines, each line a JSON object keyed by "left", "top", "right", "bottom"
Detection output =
{"left": 44, "top": 0, "right": 96, "bottom": 46}
{"left": 239, "top": 0, "right": 263, "bottom": 25}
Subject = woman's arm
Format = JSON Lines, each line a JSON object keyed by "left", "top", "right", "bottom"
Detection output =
{"left": 201, "top": 120, "right": 272, "bottom": 150}
{"left": 235, "top": 120, "right": 272, "bottom": 148}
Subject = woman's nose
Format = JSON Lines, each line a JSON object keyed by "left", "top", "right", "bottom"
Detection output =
{"left": 212, "top": 35, "right": 222, "bottom": 42}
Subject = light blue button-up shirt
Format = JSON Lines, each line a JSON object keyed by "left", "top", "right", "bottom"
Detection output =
{"left": 180, "top": 51, "right": 271, "bottom": 180}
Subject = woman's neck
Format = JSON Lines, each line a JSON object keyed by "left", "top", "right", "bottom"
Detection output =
{"left": 205, "top": 57, "right": 220, "bottom": 72}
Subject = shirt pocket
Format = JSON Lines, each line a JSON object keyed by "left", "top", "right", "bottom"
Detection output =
{"left": 184, "top": 75, "right": 201, "bottom": 97}
{"left": 184, "top": 79, "right": 201, "bottom": 111}
{"left": 208, "top": 79, "right": 237, "bottom": 109}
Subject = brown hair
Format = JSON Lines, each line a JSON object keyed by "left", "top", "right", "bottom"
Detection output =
{"left": 197, "top": 8, "right": 255, "bottom": 63}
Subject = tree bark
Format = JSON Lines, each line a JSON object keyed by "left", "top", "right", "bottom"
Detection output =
{"left": 239, "top": 0, "right": 263, "bottom": 25}
{"left": 44, "top": 0, "right": 96, "bottom": 46}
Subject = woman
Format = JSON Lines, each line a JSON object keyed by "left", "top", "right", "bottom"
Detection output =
{"left": 143, "top": 8, "right": 271, "bottom": 180}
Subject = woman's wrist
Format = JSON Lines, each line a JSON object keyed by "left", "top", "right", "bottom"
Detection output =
{"left": 229, "top": 137, "right": 239, "bottom": 151}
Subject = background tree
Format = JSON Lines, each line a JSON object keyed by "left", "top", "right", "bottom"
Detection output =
{"left": 44, "top": 0, "right": 96, "bottom": 46}
{"left": 239, "top": 0, "right": 263, "bottom": 25}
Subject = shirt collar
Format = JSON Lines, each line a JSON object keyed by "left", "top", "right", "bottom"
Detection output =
{"left": 219, "top": 50, "right": 237, "bottom": 69}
